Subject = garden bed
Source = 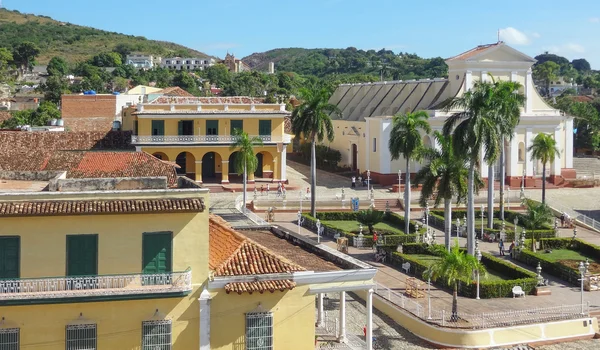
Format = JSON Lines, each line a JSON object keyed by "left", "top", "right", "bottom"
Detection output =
{"left": 386, "top": 243, "right": 538, "bottom": 298}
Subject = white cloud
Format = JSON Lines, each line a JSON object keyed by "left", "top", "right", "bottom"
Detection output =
{"left": 532, "top": 32, "right": 541, "bottom": 38}
{"left": 499, "top": 27, "right": 531, "bottom": 46}
{"left": 589, "top": 17, "right": 600, "bottom": 23}
{"left": 565, "top": 43, "right": 585, "bottom": 54}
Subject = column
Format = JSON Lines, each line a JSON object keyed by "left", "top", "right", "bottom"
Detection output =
{"left": 195, "top": 161, "right": 203, "bottom": 183}
{"left": 272, "top": 156, "right": 279, "bottom": 182}
{"left": 481, "top": 71, "right": 487, "bottom": 82}
{"left": 525, "top": 128, "right": 533, "bottom": 176}
{"left": 199, "top": 289, "right": 211, "bottom": 350}
{"left": 480, "top": 149, "right": 489, "bottom": 178}
{"left": 525, "top": 68, "right": 534, "bottom": 114}
{"left": 248, "top": 172, "right": 255, "bottom": 184}
{"left": 380, "top": 119, "right": 392, "bottom": 174}
{"left": 509, "top": 132, "right": 519, "bottom": 176}
{"left": 552, "top": 127, "right": 562, "bottom": 175}
{"left": 221, "top": 160, "right": 229, "bottom": 184}
{"left": 338, "top": 291, "right": 346, "bottom": 343}
{"left": 465, "top": 70, "right": 473, "bottom": 91}
{"left": 366, "top": 288, "right": 373, "bottom": 350}
{"left": 365, "top": 119, "right": 371, "bottom": 171}
{"left": 317, "top": 293, "right": 324, "bottom": 327}
{"left": 566, "top": 118, "right": 574, "bottom": 168}
{"left": 280, "top": 145, "right": 287, "bottom": 182}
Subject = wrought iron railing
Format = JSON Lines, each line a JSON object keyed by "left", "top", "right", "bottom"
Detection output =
{"left": 0, "top": 269, "right": 192, "bottom": 300}
{"left": 131, "top": 134, "right": 291, "bottom": 144}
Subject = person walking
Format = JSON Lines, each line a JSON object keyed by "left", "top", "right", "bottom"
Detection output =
{"left": 560, "top": 213, "right": 565, "bottom": 227}
{"left": 351, "top": 176, "right": 356, "bottom": 188}
{"left": 499, "top": 238, "right": 505, "bottom": 256}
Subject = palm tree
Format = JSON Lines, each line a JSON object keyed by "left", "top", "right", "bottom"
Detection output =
{"left": 291, "top": 86, "right": 341, "bottom": 217}
{"left": 443, "top": 81, "right": 501, "bottom": 255}
{"left": 413, "top": 132, "right": 484, "bottom": 250}
{"left": 230, "top": 130, "right": 263, "bottom": 213}
{"left": 527, "top": 133, "right": 560, "bottom": 204}
{"left": 425, "top": 244, "right": 486, "bottom": 321}
{"left": 389, "top": 111, "right": 431, "bottom": 234}
{"left": 521, "top": 199, "right": 554, "bottom": 252}
{"left": 356, "top": 208, "right": 384, "bottom": 235}
{"left": 489, "top": 79, "right": 526, "bottom": 222}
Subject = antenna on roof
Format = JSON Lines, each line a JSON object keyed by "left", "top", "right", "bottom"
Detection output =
{"left": 497, "top": 29, "right": 500, "bottom": 43}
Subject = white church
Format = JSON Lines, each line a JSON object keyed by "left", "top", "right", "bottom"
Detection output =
{"left": 327, "top": 42, "right": 575, "bottom": 188}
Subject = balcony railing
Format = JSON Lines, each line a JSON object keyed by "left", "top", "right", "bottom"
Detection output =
{"left": 0, "top": 269, "right": 192, "bottom": 301}
{"left": 131, "top": 134, "right": 292, "bottom": 144}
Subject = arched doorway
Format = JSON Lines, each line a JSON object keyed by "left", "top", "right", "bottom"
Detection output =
{"left": 152, "top": 152, "right": 169, "bottom": 161}
{"left": 256, "top": 152, "right": 274, "bottom": 179}
{"left": 229, "top": 152, "right": 239, "bottom": 174}
{"left": 351, "top": 144, "right": 358, "bottom": 172}
{"left": 202, "top": 152, "right": 216, "bottom": 180}
{"left": 175, "top": 152, "right": 195, "bottom": 178}
{"left": 255, "top": 153, "right": 264, "bottom": 177}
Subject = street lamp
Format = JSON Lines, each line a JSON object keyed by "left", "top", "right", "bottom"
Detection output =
{"left": 536, "top": 262, "right": 543, "bottom": 286}
{"left": 456, "top": 218, "right": 461, "bottom": 241}
{"left": 297, "top": 211, "right": 304, "bottom": 236}
{"left": 475, "top": 246, "right": 482, "bottom": 300}
{"left": 521, "top": 170, "right": 526, "bottom": 199}
{"left": 480, "top": 204, "right": 484, "bottom": 240}
{"left": 579, "top": 261, "right": 587, "bottom": 314}
{"left": 573, "top": 225, "right": 578, "bottom": 240}
{"left": 316, "top": 219, "right": 322, "bottom": 243}
{"left": 398, "top": 170, "right": 402, "bottom": 200}
{"left": 425, "top": 203, "right": 430, "bottom": 244}
{"left": 367, "top": 170, "right": 371, "bottom": 196}
{"left": 514, "top": 217, "right": 518, "bottom": 246}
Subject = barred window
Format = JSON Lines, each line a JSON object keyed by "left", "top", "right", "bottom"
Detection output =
{"left": 0, "top": 328, "right": 19, "bottom": 350}
{"left": 66, "top": 324, "right": 96, "bottom": 350}
{"left": 142, "top": 320, "right": 172, "bottom": 350}
{"left": 246, "top": 312, "right": 273, "bottom": 350}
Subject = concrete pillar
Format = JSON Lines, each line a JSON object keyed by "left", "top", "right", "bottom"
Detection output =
{"left": 248, "top": 171, "right": 255, "bottom": 184}
{"left": 195, "top": 161, "right": 202, "bottom": 183}
{"left": 566, "top": 118, "right": 574, "bottom": 168}
{"left": 526, "top": 69, "right": 533, "bottom": 114}
{"left": 338, "top": 291, "right": 346, "bottom": 343}
{"left": 552, "top": 127, "right": 562, "bottom": 175}
{"left": 525, "top": 129, "right": 534, "bottom": 176}
{"left": 365, "top": 119, "right": 371, "bottom": 171}
{"left": 366, "top": 288, "right": 373, "bottom": 350}
{"left": 272, "top": 155, "right": 279, "bottom": 182}
{"left": 199, "top": 288, "right": 211, "bottom": 350}
{"left": 509, "top": 132, "right": 519, "bottom": 176}
{"left": 317, "top": 293, "right": 324, "bottom": 327}
{"left": 380, "top": 119, "right": 392, "bottom": 174}
{"left": 280, "top": 146, "right": 287, "bottom": 182}
{"left": 221, "top": 160, "right": 229, "bottom": 184}
{"left": 465, "top": 70, "right": 473, "bottom": 91}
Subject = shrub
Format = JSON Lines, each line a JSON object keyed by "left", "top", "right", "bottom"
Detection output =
{"left": 356, "top": 208, "right": 385, "bottom": 235}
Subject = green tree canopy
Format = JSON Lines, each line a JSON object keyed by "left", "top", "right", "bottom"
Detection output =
{"left": 12, "top": 41, "right": 40, "bottom": 72}
{"left": 47, "top": 56, "right": 69, "bottom": 76}
{"left": 356, "top": 208, "right": 385, "bottom": 235}
{"left": 527, "top": 133, "right": 560, "bottom": 204}
{"left": 89, "top": 52, "right": 123, "bottom": 67}
{"left": 571, "top": 58, "right": 591, "bottom": 72}
{"left": 533, "top": 61, "right": 560, "bottom": 97}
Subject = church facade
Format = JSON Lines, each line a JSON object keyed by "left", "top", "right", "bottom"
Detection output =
{"left": 327, "top": 42, "right": 575, "bottom": 187}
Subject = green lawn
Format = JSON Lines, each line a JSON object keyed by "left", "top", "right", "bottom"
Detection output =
{"left": 321, "top": 220, "right": 405, "bottom": 235}
{"left": 531, "top": 249, "right": 590, "bottom": 262}
{"left": 407, "top": 254, "right": 511, "bottom": 281}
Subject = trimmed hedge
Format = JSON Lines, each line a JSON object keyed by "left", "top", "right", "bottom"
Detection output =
{"left": 314, "top": 211, "right": 423, "bottom": 234}
{"left": 387, "top": 245, "right": 537, "bottom": 298}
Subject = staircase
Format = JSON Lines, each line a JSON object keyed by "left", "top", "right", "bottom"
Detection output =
{"left": 573, "top": 157, "right": 600, "bottom": 179}
{"left": 210, "top": 208, "right": 266, "bottom": 229}
{"left": 371, "top": 198, "right": 401, "bottom": 210}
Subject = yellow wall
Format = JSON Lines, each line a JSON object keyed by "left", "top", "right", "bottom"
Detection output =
{"left": 0, "top": 212, "right": 208, "bottom": 284}
{"left": 136, "top": 116, "right": 285, "bottom": 137}
{"left": 210, "top": 286, "right": 315, "bottom": 350}
{"left": 0, "top": 290, "right": 201, "bottom": 350}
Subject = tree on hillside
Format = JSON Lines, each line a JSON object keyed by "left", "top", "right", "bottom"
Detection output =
{"left": 534, "top": 52, "right": 570, "bottom": 67}
{"left": 571, "top": 59, "right": 591, "bottom": 72}
{"left": 0, "top": 47, "right": 13, "bottom": 79}
{"left": 41, "top": 75, "right": 68, "bottom": 104}
{"left": 1, "top": 102, "right": 61, "bottom": 129}
{"left": 90, "top": 52, "right": 122, "bottom": 67}
{"left": 230, "top": 130, "right": 263, "bottom": 214}
{"left": 443, "top": 81, "right": 501, "bottom": 255}
{"left": 533, "top": 61, "right": 560, "bottom": 97}
{"left": 204, "top": 64, "right": 231, "bottom": 88}
{"left": 12, "top": 41, "right": 40, "bottom": 74}
{"left": 528, "top": 133, "right": 559, "bottom": 204}
{"left": 389, "top": 111, "right": 431, "bottom": 234}
{"left": 173, "top": 72, "right": 199, "bottom": 95}
{"left": 47, "top": 56, "right": 69, "bottom": 77}
{"left": 291, "top": 86, "right": 340, "bottom": 217}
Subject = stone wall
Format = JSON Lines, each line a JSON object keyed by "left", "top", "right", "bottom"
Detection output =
{"left": 52, "top": 176, "right": 167, "bottom": 192}
{"left": 0, "top": 170, "right": 66, "bottom": 181}
{"left": 61, "top": 95, "right": 117, "bottom": 132}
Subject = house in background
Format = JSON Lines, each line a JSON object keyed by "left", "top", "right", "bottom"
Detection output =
{"left": 161, "top": 57, "right": 215, "bottom": 71}
{"left": 125, "top": 53, "right": 162, "bottom": 69}
{"left": 220, "top": 53, "right": 250, "bottom": 73}
{"left": 327, "top": 42, "right": 575, "bottom": 188}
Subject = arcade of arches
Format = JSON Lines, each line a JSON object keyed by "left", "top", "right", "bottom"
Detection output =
{"left": 145, "top": 147, "right": 284, "bottom": 184}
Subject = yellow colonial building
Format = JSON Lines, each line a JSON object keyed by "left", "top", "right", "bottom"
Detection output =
{"left": 123, "top": 96, "right": 292, "bottom": 184}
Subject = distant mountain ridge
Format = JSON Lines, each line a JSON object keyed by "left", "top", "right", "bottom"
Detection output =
{"left": 0, "top": 8, "right": 212, "bottom": 64}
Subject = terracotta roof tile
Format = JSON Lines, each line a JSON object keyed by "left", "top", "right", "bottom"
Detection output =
{"left": 158, "top": 87, "right": 194, "bottom": 97}
{"left": 0, "top": 198, "right": 205, "bottom": 217}
{"left": 209, "top": 215, "right": 304, "bottom": 294}
{"left": 150, "top": 96, "right": 266, "bottom": 105}
{"left": 446, "top": 42, "right": 502, "bottom": 61}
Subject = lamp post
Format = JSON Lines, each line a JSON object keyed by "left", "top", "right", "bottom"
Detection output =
{"left": 573, "top": 225, "right": 578, "bottom": 240}
{"left": 480, "top": 204, "right": 484, "bottom": 240}
{"left": 521, "top": 229, "right": 526, "bottom": 249}
{"left": 398, "top": 170, "right": 402, "bottom": 200}
{"left": 476, "top": 245, "right": 482, "bottom": 300}
{"left": 367, "top": 170, "right": 371, "bottom": 197}
{"left": 579, "top": 261, "right": 587, "bottom": 314}
{"left": 514, "top": 217, "right": 519, "bottom": 247}
{"left": 521, "top": 169, "right": 526, "bottom": 199}
{"left": 297, "top": 210, "right": 304, "bottom": 236}
{"left": 316, "top": 219, "right": 322, "bottom": 243}
{"left": 425, "top": 203, "right": 430, "bottom": 244}
{"left": 536, "top": 262, "right": 543, "bottom": 286}
{"left": 456, "top": 218, "right": 461, "bottom": 241}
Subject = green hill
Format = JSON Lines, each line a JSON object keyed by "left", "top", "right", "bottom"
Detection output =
{"left": 0, "top": 8, "right": 211, "bottom": 64}
{"left": 243, "top": 47, "right": 448, "bottom": 81}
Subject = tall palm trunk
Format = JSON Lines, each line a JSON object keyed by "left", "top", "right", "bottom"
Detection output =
{"left": 541, "top": 162, "right": 547, "bottom": 204}
{"left": 243, "top": 162, "right": 247, "bottom": 214}
{"left": 310, "top": 139, "right": 317, "bottom": 217}
{"left": 405, "top": 158, "right": 411, "bottom": 234}
{"left": 451, "top": 282, "right": 458, "bottom": 322}
{"left": 467, "top": 162, "right": 475, "bottom": 255}
{"left": 444, "top": 198, "right": 452, "bottom": 251}
{"left": 487, "top": 165, "right": 494, "bottom": 229}
{"left": 499, "top": 137, "right": 506, "bottom": 220}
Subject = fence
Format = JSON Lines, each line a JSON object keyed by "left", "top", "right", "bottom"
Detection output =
{"left": 235, "top": 194, "right": 269, "bottom": 226}
{"left": 546, "top": 200, "right": 600, "bottom": 233}
{"left": 372, "top": 282, "right": 589, "bottom": 329}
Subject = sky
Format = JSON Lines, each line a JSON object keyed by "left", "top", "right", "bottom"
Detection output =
{"left": 8, "top": 0, "right": 600, "bottom": 68}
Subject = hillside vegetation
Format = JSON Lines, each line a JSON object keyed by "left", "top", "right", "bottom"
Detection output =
{"left": 243, "top": 47, "right": 448, "bottom": 81}
{"left": 0, "top": 8, "right": 209, "bottom": 63}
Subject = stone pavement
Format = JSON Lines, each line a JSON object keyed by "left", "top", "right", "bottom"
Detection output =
{"left": 273, "top": 212, "right": 600, "bottom": 324}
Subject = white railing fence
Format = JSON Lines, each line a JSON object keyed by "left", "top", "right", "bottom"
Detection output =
{"left": 235, "top": 194, "right": 269, "bottom": 226}
{"left": 0, "top": 270, "right": 192, "bottom": 300}
{"left": 132, "top": 134, "right": 291, "bottom": 144}
{"left": 546, "top": 200, "right": 600, "bottom": 232}
{"left": 373, "top": 282, "right": 588, "bottom": 329}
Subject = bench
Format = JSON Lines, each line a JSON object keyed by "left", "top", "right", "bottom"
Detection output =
{"left": 512, "top": 285, "right": 525, "bottom": 298}
{"left": 402, "top": 262, "right": 411, "bottom": 274}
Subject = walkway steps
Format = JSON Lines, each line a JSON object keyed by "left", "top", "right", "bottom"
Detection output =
{"left": 210, "top": 208, "right": 270, "bottom": 229}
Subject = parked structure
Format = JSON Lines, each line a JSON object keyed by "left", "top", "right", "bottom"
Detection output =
{"left": 123, "top": 96, "right": 292, "bottom": 184}
{"left": 327, "top": 42, "right": 575, "bottom": 186}
{"left": 161, "top": 57, "right": 215, "bottom": 70}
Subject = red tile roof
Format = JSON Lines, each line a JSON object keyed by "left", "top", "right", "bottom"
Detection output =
{"left": 446, "top": 42, "right": 502, "bottom": 61}
{"left": 0, "top": 198, "right": 205, "bottom": 217}
{"left": 209, "top": 215, "right": 304, "bottom": 294}
{"left": 158, "top": 87, "right": 194, "bottom": 97}
{"left": 150, "top": 96, "right": 266, "bottom": 105}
